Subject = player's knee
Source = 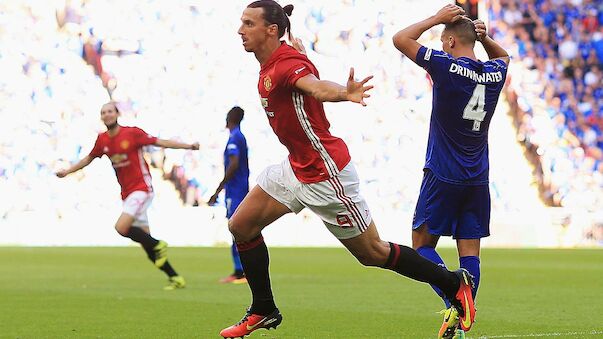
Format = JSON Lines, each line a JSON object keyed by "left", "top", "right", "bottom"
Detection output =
{"left": 227, "top": 218, "right": 238, "bottom": 236}
{"left": 114, "top": 224, "right": 129, "bottom": 237}
{"left": 412, "top": 226, "right": 438, "bottom": 249}
{"left": 228, "top": 218, "right": 253, "bottom": 241}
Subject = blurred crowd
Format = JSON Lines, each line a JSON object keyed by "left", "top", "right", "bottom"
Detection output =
{"left": 0, "top": 1, "right": 112, "bottom": 221}
{"left": 492, "top": 0, "right": 603, "bottom": 211}
{"left": 1, "top": 1, "right": 601, "bottom": 244}
{"left": 52, "top": 0, "right": 450, "bottom": 216}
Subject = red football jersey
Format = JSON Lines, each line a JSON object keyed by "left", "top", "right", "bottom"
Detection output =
{"left": 258, "top": 42, "right": 351, "bottom": 183}
{"left": 89, "top": 126, "right": 158, "bottom": 200}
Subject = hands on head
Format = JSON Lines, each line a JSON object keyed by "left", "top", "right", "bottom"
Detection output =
{"left": 473, "top": 19, "right": 487, "bottom": 41}
{"left": 435, "top": 5, "right": 486, "bottom": 41}
{"left": 435, "top": 4, "right": 466, "bottom": 24}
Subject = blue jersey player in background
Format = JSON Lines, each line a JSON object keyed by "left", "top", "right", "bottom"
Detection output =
{"left": 393, "top": 4, "right": 509, "bottom": 339}
{"left": 209, "top": 106, "right": 250, "bottom": 284}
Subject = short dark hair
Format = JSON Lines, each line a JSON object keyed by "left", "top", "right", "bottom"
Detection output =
{"left": 247, "top": 1, "right": 294, "bottom": 39}
{"left": 101, "top": 101, "right": 120, "bottom": 114}
{"left": 228, "top": 106, "right": 244, "bottom": 125}
{"left": 444, "top": 17, "right": 478, "bottom": 45}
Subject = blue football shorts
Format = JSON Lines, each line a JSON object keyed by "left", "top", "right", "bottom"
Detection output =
{"left": 412, "top": 169, "right": 490, "bottom": 239}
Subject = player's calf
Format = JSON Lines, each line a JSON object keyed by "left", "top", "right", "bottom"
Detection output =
{"left": 352, "top": 246, "right": 389, "bottom": 267}
{"left": 153, "top": 240, "right": 168, "bottom": 268}
{"left": 340, "top": 226, "right": 390, "bottom": 267}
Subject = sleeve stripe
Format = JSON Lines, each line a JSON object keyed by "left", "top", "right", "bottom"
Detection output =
{"left": 433, "top": 53, "right": 455, "bottom": 60}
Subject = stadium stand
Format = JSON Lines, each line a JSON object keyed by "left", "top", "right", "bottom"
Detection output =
{"left": 0, "top": 1, "right": 112, "bottom": 224}
{"left": 492, "top": 0, "right": 603, "bottom": 244}
{"left": 1, "top": 1, "right": 600, "bottom": 246}
{"left": 493, "top": 0, "right": 602, "bottom": 210}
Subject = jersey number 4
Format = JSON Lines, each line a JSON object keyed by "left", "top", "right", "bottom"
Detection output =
{"left": 463, "top": 84, "right": 486, "bottom": 131}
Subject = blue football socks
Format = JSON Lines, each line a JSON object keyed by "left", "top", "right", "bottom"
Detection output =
{"left": 417, "top": 246, "right": 451, "bottom": 308}
{"left": 459, "top": 255, "right": 480, "bottom": 299}
{"left": 232, "top": 241, "right": 243, "bottom": 273}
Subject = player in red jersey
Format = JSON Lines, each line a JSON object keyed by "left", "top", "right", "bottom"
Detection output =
{"left": 219, "top": 2, "right": 475, "bottom": 338}
{"left": 56, "top": 102, "right": 199, "bottom": 290}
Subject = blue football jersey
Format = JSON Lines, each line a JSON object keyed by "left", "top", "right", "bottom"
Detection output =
{"left": 416, "top": 46, "right": 508, "bottom": 185}
{"left": 224, "top": 127, "right": 249, "bottom": 199}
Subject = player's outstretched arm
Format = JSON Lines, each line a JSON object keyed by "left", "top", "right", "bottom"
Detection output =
{"left": 393, "top": 4, "right": 465, "bottom": 63}
{"left": 55, "top": 155, "right": 93, "bottom": 178}
{"left": 154, "top": 139, "right": 199, "bottom": 150}
{"left": 294, "top": 68, "right": 373, "bottom": 106}
{"left": 473, "top": 19, "right": 510, "bottom": 65}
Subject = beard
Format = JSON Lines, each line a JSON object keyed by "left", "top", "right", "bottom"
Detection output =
{"left": 105, "top": 121, "right": 118, "bottom": 130}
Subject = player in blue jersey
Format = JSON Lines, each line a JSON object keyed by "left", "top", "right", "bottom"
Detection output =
{"left": 209, "top": 106, "right": 250, "bottom": 284}
{"left": 393, "top": 4, "right": 509, "bottom": 339}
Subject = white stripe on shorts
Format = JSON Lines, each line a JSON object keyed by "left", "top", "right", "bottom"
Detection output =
{"left": 334, "top": 176, "right": 368, "bottom": 231}
{"left": 328, "top": 177, "right": 368, "bottom": 232}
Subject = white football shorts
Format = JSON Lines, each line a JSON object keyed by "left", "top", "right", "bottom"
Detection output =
{"left": 257, "top": 159, "right": 372, "bottom": 239}
{"left": 122, "top": 190, "right": 154, "bottom": 227}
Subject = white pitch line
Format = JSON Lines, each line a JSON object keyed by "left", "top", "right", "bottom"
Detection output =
{"left": 473, "top": 330, "right": 603, "bottom": 338}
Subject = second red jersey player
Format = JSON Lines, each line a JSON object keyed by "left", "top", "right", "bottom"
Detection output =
{"left": 89, "top": 126, "right": 157, "bottom": 200}
{"left": 56, "top": 102, "right": 199, "bottom": 290}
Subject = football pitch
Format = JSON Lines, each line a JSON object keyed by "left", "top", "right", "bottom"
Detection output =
{"left": 1, "top": 247, "right": 602, "bottom": 339}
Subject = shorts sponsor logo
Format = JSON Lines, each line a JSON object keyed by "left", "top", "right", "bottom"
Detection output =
{"left": 336, "top": 214, "right": 353, "bottom": 228}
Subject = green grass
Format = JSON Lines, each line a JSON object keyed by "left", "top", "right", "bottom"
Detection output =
{"left": 1, "top": 247, "right": 602, "bottom": 338}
